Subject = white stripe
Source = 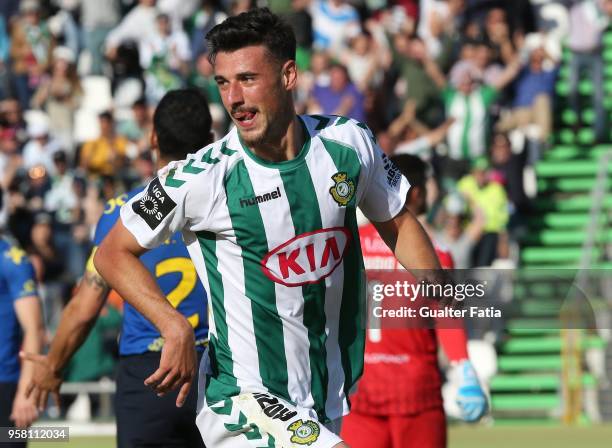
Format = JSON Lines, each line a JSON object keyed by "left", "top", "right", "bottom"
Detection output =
{"left": 447, "top": 95, "right": 466, "bottom": 159}
{"left": 468, "top": 91, "right": 486, "bottom": 158}
{"left": 306, "top": 142, "right": 348, "bottom": 419}
{"left": 245, "top": 165, "right": 315, "bottom": 408}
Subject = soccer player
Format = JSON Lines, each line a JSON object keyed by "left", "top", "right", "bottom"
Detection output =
{"left": 94, "top": 8, "right": 451, "bottom": 448}
{"left": 342, "top": 154, "right": 487, "bottom": 448}
{"left": 21, "top": 90, "right": 212, "bottom": 448}
{"left": 0, "top": 196, "right": 45, "bottom": 447}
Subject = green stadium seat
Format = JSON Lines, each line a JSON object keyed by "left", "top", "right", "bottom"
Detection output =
{"left": 535, "top": 160, "right": 606, "bottom": 177}
{"left": 537, "top": 177, "right": 610, "bottom": 193}
{"left": 526, "top": 213, "right": 591, "bottom": 228}
{"left": 578, "top": 80, "right": 593, "bottom": 95}
{"left": 521, "top": 229, "right": 612, "bottom": 245}
{"left": 521, "top": 247, "right": 602, "bottom": 264}
{"left": 498, "top": 355, "right": 562, "bottom": 371}
{"left": 532, "top": 194, "right": 612, "bottom": 212}
{"left": 491, "top": 374, "right": 560, "bottom": 391}
{"left": 491, "top": 394, "right": 560, "bottom": 410}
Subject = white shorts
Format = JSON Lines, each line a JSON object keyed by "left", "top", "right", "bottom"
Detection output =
{"left": 196, "top": 392, "right": 343, "bottom": 448}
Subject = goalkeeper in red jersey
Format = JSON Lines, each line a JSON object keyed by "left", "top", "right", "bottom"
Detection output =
{"left": 342, "top": 154, "right": 487, "bottom": 448}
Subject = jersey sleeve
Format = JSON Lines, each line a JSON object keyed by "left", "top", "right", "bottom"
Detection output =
{"left": 3, "top": 250, "right": 38, "bottom": 302}
{"left": 354, "top": 123, "right": 410, "bottom": 222}
{"left": 120, "top": 159, "right": 213, "bottom": 249}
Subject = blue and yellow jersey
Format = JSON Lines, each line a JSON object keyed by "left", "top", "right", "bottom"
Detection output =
{"left": 0, "top": 237, "right": 39, "bottom": 382}
{"left": 90, "top": 188, "right": 208, "bottom": 355}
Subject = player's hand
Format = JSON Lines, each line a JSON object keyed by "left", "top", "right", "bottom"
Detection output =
{"left": 19, "top": 352, "right": 62, "bottom": 411}
{"left": 10, "top": 390, "right": 39, "bottom": 428}
{"left": 144, "top": 316, "right": 196, "bottom": 407}
{"left": 455, "top": 360, "right": 488, "bottom": 422}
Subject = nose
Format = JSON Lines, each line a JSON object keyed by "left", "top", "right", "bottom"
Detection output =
{"left": 227, "top": 81, "right": 244, "bottom": 108}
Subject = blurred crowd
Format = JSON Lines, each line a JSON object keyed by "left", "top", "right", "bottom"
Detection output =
{"left": 0, "top": 0, "right": 611, "bottom": 380}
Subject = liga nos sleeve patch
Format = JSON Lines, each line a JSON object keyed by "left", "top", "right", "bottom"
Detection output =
{"left": 132, "top": 178, "right": 177, "bottom": 230}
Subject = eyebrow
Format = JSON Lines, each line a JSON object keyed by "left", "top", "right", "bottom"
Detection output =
{"left": 214, "top": 71, "right": 259, "bottom": 82}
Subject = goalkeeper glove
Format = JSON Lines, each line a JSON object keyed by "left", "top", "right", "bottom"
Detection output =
{"left": 455, "top": 360, "right": 488, "bottom": 422}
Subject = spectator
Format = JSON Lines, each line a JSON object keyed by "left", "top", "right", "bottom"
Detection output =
{"left": 483, "top": 7, "right": 517, "bottom": 65}
{"left": 393, "top": 35, "right": 447, "bottom": 127}
{"left": 43, "top": 150, "right": 81, "bottom": 281}
{"left": 104, "top": 0, "right": 158, "bottom": 61}
{"left": 81, "top": 0, "right": 121, "bottom": 75}
{"left": 0, "top": 99, "right": 27, "bottom": 148}
{"left": 189, "top": 53, "right": 223, "bottom": 107}
{"left": 309, "top": 0, "right": 360, "bottom": 57}
{"left": 188, "top": 0, "right": 227, "bottom": 60}
{"left": 22, "top": 121, "right": 62, "bottom": 175}
{"left": 0, "top": 16, "right": 10, "bottom": 99}
{"left": 496, "top": 38, "right": 558, "bottom": 160}
{"left": 567, "top": 0, "right": 612, "bottom": 142}
{"left": 31, "top": 46, "right": 83, "bottom": 154}
{"left": 434, "top": 193, "right": 484, "bottom": 269}
{"left": 457, "top": 157, "right": 509, "bottom": 267}
{"left": 489, "top": 132, "right": 529, "bottom": 235}
{"left": 427, "top": 54, "right": 521, "bottom": 180}
{"left": 418, "top": 0, "right": 466, "bottom": 60}
{"left": 117, "top": 98, "right": 153, "bottom": 154}
{"left": 9, "top": 0, "right": 55, "bottom": 109}
{"left": 340, "top": 31, "right": 385, "bottom": 92}
{"left": 79, "top": 111, "right": 129, "bottom": 178}
{"left": 309, "top": 63, "right": 365, "bottom": 122}
{"left": 139, "top": 13, "right": 191, "bottom": 105}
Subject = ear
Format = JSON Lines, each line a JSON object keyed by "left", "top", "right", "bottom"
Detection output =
{"left": 149, "top": 127, "right": 158, "bottom": 150}
{"left": 281, "top": 60, "right": 298, "bottom": 91}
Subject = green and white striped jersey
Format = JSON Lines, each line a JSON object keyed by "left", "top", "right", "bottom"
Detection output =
{"left": 120, "top": 115, "right": 409, "bottom": 422}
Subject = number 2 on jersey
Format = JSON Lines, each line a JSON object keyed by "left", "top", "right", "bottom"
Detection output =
{"left": 155, "top": 257, "right": 199, "bottom": 327}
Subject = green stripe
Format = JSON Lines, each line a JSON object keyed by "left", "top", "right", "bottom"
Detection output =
{"left": 220, "top": 142, "right": 237, "bottom": 156}
{"left": 198, "top": 231, "right": 239, "bottom": 403}
{"left": 209, "top": 398, "right": 233, "bottom": 416}
{"left": 184, "top": 158, "right": 205, "bottom": 174}
{"left": 321, "top": 137, "right": 366, "bottom": 405}
{"left": 224, "top": 160, "right": 290, "bottom": 400}
{"left": 165, "top": 168, "right": 185, "bottom": 188}
{"left": 334, "top": 116, "right": 350, "bottom": 126}
{"left": 279, "top": 163, "right": 328, "bottom": 422}
{"left": 461, "top": 96, "right": 471, "bottom": 160}
{"left": 201, "top": 148, "right": 221, "bottom": 165}
{"left": 224, "top": 411, "right": 247, "bottom": 431}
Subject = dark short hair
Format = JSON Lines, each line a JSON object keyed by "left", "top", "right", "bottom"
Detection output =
{"left": 153, "top": 89, "right": 212, "bottom": 159}
{"left": 206, "top": 8, "right": 296, "bottom": 65}
{"left": 390, "top": 154, "right": 428, "bottom": 188}
{"left": 99, "top": 111, "right": 113, "bottom": 121}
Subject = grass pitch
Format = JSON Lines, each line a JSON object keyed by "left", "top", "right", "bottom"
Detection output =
{"left": 28, "top": 424, "right": 612, "bottom": 447}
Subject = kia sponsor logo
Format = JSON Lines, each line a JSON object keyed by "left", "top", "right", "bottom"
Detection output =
{"left": 261, "top": 227, "right": 351, "bottom": 286}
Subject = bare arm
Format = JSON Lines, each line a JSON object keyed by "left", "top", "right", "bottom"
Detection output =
{"left": 373, "top": 207, "right": 441, "bottom": 271}
{"left": 491, "top": 57, "right": 522, "bottom": 91}
{"left": 12, "top": 296, "right": 45, "bottom": 428}
{"left": 94, "top": 219, "right": 196, "bottom": 407}
{"left": 22, "top": 266, "right": 109, "bottom": 410}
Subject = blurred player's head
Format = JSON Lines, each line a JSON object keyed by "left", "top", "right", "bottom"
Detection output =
{"left": 390, "top": 154, "right": 428, "bottom": 216}
{"left": 151, "top": 89, "right": 213, "bottom": 166}
{"left": 206, "top": 8, "right": 297, "bottom": 147}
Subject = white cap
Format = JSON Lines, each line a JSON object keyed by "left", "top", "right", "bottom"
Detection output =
{"left": 53, "top": 46, "right": 76, "bottom": 64}
{"left": 28, "top": 121, "right": 50, "bottom": 138}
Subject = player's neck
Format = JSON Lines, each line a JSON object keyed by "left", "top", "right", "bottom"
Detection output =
{"left": 250, "top": 115, "right": 305, "bottom": 163}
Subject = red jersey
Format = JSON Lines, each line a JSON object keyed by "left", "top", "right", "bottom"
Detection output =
{"left": 351, "top": 223, "right": 468, "bottom": 416}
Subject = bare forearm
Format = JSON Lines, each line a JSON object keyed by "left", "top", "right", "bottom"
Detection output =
{"left": 393, "top": 209, "right": 441, "bottom": 271}
{"left": 46, "top": 282, "right": 106, "bottom": 375}
{"left": 17, "top": 327, "right": 43, "bottom": 394}
{"left": 94, "top": 242, "right": 188, "bottom": 336}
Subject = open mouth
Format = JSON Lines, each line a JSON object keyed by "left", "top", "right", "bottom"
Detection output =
{"left": 233, "top": 110, "right": 257, "bottom": 128}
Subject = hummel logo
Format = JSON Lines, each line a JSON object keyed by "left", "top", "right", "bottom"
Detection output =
{"left": 240, "top": 186, "right": 282, "bottom": 208}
